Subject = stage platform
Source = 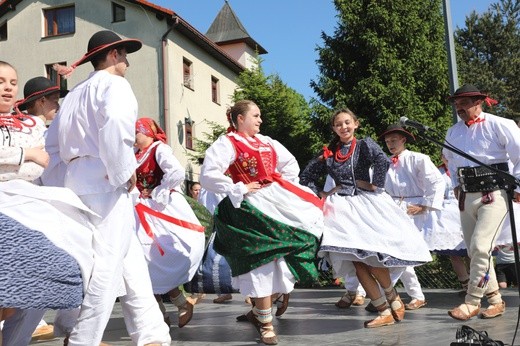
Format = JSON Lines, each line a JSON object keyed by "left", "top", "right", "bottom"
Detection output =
{"left": 33, "top": 287, "right": 520, "bottom": 345}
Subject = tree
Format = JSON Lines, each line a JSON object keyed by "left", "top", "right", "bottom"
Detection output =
{"left": 233, "top": 57, "right": 320, "bottom": 166}
{"left": 455, "top": 0, "right": 520, "bottom": 119}
{"left": 188, "top": 57, "right": 320, "bottom": 168}
{"left": 311, "top": 0, "right": 454, "bottom": 159}
{"left": 187, "top": 120, "right": 226, "bottom": 165}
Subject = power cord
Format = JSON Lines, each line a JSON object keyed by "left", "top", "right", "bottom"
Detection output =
{"left": 451, "top": 325, "right": 505, "bottom": 345}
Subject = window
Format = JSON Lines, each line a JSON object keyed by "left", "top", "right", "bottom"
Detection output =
{"left": 0, "top": 22, "right": 7, "bottom": 41}
{"left": 211, "top": 76, "right": 220, "bottom": 104}
{"left": 44, "top": 6, "right": 75, "bottom": 37}
{"left": 185, "top": 117, "right": 193, "bottom": 150}
{"left": 112, "top": 2, "right": 126, "bottom": 22}
{"left": 183, "top": 58, "right": 193, "bottom": 89}
{"left": 45, "top": 63, "right": 68, "bottom": 93}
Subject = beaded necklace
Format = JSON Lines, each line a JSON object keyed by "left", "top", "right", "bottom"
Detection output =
{"left": 334, "top": 137, "right": 357, "bottom": 163}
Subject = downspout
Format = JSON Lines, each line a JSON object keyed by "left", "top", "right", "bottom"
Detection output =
{"left": 160, "top": 15, "right": 179, "bottom": 142}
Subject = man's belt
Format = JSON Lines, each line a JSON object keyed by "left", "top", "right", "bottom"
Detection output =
{"left": 457, "top": 163, "right": 511, "bottom": 193}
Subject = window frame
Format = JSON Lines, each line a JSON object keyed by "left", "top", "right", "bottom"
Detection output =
{"left": 112, "top": 2, "right": 126, "bottom": 23}
{"left": 211, "top": 75, "right": 220, "bottom": 104}
{"left": 0, "top": 21, "right": 7, "bottom": 41}
{"left": 43, "top": 5, "right": 75, "bottom": 38}
{"left": 45, "top": 62, "right": 68, "bottom": 93}
{"left": 183, "top": 58, "right": 194, "bottom": 90}
{"left": 185, "top": 117, "right": 194, "bottom": 150}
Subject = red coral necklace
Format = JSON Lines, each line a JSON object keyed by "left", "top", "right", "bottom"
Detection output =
{"left": 335, "top": 137, "right": 357, "bottom": 163}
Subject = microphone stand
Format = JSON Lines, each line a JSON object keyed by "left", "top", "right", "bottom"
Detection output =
{"left": 414, "top": 127, "right": 520, "bottom": 300}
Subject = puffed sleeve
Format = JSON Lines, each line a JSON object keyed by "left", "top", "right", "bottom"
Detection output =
{"left": 413, "top": 154, "right": 446, "bottom": 210}
{"left": 150, "top": 143, "right": 186, "bottom": 205}
{"left": 364, "top": 137, "right": 390, "bottom": 188}
{"left": 200, "top": 135, "right": 249, "bottom": 208}
{"left": 262, "top": 135, "right": 300, "bottom": 183}
{"left": 300, "top": 153, "right": 328, "bottom": 195}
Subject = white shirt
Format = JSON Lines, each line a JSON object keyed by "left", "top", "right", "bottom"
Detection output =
{"left": 384, "top": 149, "right": 445, "bottom": 210}
{"left": 0, "top": 116, "right": 46, "bottom": 182}
{"left": 57, "top": 70, "right": 138, "bottom": 195}
{"left": 200, "top": 132, "right": 299, "bottom": 208}
{"left": 443, "top": 112, "right": 520, "bottom": 194}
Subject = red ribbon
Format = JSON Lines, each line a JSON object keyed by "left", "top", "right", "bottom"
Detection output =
{"left": 135, "top": 202, "right": 205, "bottom": 256}
{"left": 0, "top": 113, "right": 37, "bottom": 129}
{"left": 322, "top": 145, "right": 333, "bottom": 159}
{"left": 391, "top": 155, "right": 399, "bottom": 165}
{"left": 267, "top": 173, "right": 325, "bottom": 210}
{"left": 484, "top": 97, "right": 498, "bottom": 107}
{"left": 466, "top": 117, "right": 485, "bottom": 126}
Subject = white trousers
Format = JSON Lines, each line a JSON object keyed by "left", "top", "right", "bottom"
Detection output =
{"left": 389, "top": 266, "right": 425, "bottom": 300}
{"left": 68, "top": 188, "right": 170, "bottom": 346}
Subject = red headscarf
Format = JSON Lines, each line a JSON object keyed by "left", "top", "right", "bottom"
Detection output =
{"left": 136, "top": 117, "right": 167, "bottom": 143}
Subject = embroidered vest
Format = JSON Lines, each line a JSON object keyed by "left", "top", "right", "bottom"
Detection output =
{"left": 226, "top": 134, "right": 277, "bottom": 184}
{"left": 136, "top": 144, "right": 164, "bottom": 193}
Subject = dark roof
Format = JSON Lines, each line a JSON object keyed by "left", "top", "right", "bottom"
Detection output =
{"left": 205, "top": 1, "right": 267, "bottom": 54}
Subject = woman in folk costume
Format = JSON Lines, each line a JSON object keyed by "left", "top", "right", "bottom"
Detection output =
{"left": 0, "top": 62, "right": 95, "bottom": 345}
{"left": 300, "top": 108, "right": 432, "bottom": 328}
{"left": 134, "top": 117, "right": 205, "bottom": 328}
{"left": 200, "top": 100, "right": 326, "bottom": 345}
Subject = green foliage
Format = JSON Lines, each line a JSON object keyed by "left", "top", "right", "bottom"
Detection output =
{"left": 186, "top": 121, "right": 226, "bottom": 165}
{"left": 455, "top": 0, "right": 520, "bottom": 119}
{"left": 233, "top": 57, "right": 320, "bottom": 166}
{"left": 311, "top": 0, "right": 455, "bottom": 162}
{"left": 184, "top": 194, "right": 214, "bottom": 239}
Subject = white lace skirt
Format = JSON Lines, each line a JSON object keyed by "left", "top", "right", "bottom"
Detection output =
{"left": 136, "top": 191, "right": 205, "bottom": 294}
{"left": 319, "top": 190, "right": 432, "bottom": 278}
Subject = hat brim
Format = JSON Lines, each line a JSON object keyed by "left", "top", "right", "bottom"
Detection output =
{"left": 75, "top": 39, "right": 142, "bottom": 66}
{"left": 379, "top": 129, "right": 416, "bottom": 143}
{"left": 447, "top": 91, "right": 487, "bottom": 100}
{"left": 17, "top": 89, "right": 68, "bottom": 111}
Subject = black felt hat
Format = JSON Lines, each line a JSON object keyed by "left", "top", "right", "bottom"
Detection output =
{"left": 16, "top": 77, "right": 68, "bottom": 111}
{"left": 74, "top": 30, "right": 142, "bottom": 66}
{"left": 447, "top": 84, "right": 489, "bottom": 100}
{"left": 379, "top": 123, "right": 416, "bottom": 143}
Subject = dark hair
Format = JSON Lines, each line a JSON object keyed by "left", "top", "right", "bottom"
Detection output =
{"left": 90, "top": 47, "right": 125, "bottom": 69}
{"left": 226, "top": 100, "right": 257, "bottom": 131}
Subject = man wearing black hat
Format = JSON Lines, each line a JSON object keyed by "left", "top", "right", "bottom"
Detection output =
{"left": 380, "top": 124, "right": 445, "bottom": 311}
{"left": 444, "top": 84, "right": 520, "bottom": 321}
{"left": 56, "top": 30, "right": 170, "bottom": 345}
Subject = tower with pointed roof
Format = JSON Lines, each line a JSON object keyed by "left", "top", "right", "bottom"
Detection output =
{"left": 205, "top": 0, "right": 267, "bottom": 69}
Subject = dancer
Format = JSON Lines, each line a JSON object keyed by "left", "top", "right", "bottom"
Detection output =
{"left": 444, "top": 84, "right": 520, "bottom": 321}
{"left": 56, "top": 30, "right": 170, "bottom": 345}
{"left": 380, "top": 124, "right": 446, "bottom": 310}
{"left": 15, "top": 76, "right": 73, "bottom": 341}
{"left": 134, "top": 117, "right": 205, "bottom": 328}
{"left": 200, "top": 100, "right": 326, "bottom": 344}
{"left": 300, "top": 108, "right": 431, "bottom": 328}
{"left": 0, "top": 63, "right": 94, "bottom": 345}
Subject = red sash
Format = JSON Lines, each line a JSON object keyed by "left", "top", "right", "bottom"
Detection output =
{"left": 266, "top": 173, "right": 325, "bottom": 210}
{"left": 135, "top": 203, "right": 205, "bottom": 256}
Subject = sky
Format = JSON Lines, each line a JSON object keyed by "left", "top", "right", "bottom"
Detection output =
{"left": 155, "top": 0, "right": 495, "bottom": 102}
